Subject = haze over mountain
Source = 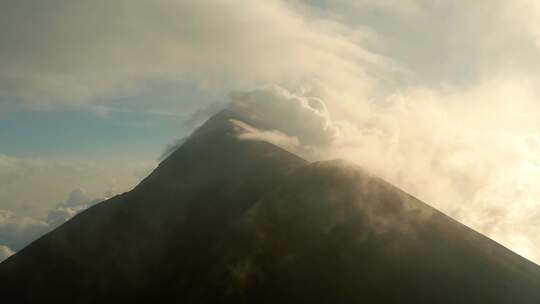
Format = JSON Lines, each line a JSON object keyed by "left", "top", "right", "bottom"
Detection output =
{"left": 1, "top": 109, "right": 539, "bottom": 303}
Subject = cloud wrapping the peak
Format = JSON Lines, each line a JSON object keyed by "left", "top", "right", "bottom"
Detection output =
{"left": 229, "top": 86, "right": 339, "bottom": 147}
{"left": 221, "top": 79, "right": 540, "bottom": 264}
{"left": 231, "top": 119, "right": 303, "bottom": 155}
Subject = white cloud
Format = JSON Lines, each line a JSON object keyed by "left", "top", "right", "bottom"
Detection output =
{"left": 227, "top": 79, "right": 540, "bottom": 264}
{"left": 45, "top": 208, "right": 79, "bottom": 231}
{"left": 158, "top": 137, "right": 189, "bottom": 162}
{"left": 0, "top": 0, "right": 388, "bottom": 113}
{"left": 0, "top": 245, "right": 14, "bottom": 263}
{"left": 0, "top": 154, "right": 154, "bottom": 254}
{"left": 230, "top": 86, "right": 338, "bottom": 147}
{"left": 232, "top": 119, "right": 302, "bottom": 154}
{"left": 316, "top": 77, "right": 540, "bottom": 263}
{"left": 501, "top": 0, "right": 540, "bottom": 49}
{"left": 46, "top": 188, "right": 110, "bottom": 229}
{"left": 0, "top": 210, "right": 49, "bottom": 252}
{"left": 0, "top": 154, "right": 153, "bottom": 219}
{"left": 0, "top": 187, "right": 114, "bottom": 258}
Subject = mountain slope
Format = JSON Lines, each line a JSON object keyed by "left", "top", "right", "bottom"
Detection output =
{"left": 1, "top": 110, "right": 539, "bottom": 303}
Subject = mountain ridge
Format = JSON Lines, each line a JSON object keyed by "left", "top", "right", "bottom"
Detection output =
{"left": 1, "top": 110, "right": 539, "bottom": 303}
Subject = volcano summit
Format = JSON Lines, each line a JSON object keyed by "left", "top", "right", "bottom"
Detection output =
{"left": 1, "top": 109, "right": 539, "bottom": 303}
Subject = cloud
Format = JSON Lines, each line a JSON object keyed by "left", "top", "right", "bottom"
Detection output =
{"left": 222, "top": 79, "right": 540, "bottom": 264}
{"left": 0, "top": 245, "right": 14, "bottom": 262}
{"left": 316, "top": 77, "right": 540, "bottom": 263}
{"left": 0, "top": 210, "right": 49, "bottom": 252}
{"left": 0, "top": 188, "right": 113, "bottom": 259}
{"left": 0, "top": 154, "right": 153, "bottom": 219}
{"left": 158, "top": 137, "right": 189, "bottom": 162}
{"left": 46, "top": 188, "right": 110, "bottom": 229}
{"left": 230, "top": 86, "right": 339, "bottom": 147}
{"left": 161, "top": 85, "right": 339, "bottom": 159}
{"left": 45, "top": 208, "right": 79, "bottom": 231}
{"left": 0, "top": 0, "right": 388, "bottom": 113}
{"left": 232, "top": 119, "right": 303, "bottom": 154}
{"left": 0, "top": 154, "right": 152, "bottom": 255}
{"left": 183, "top": 102, "right": 226, "bottom": 129}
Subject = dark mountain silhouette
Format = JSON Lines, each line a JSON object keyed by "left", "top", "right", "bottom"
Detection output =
{"left": 1, "top": 110, "right": 540, "bottom": 303}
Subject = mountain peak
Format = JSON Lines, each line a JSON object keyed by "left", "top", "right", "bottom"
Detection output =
{"left": 1, "top": 111, "right": 540, "bottom": 303}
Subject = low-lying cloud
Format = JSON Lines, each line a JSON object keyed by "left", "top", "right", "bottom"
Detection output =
{"left": 0, "top": 154, "right": 153, "bottom": 218}
{"left": 0, "top": 154, "right": 152, "bottom": 261}
{"left": 46, "top": 188, "right": 111, "bottom": 229}
{"left": 0, "top": 245, "right": 14, "bottom": 262}
{"left": 0, "top": 210, "right": 49, "bottom": 255}
{"left": 0, "top": 188, "right": 112, "bottom": 262}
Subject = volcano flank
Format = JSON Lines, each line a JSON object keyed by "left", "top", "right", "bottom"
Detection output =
{"left": 1, "top": 110, "right": 539, "bottom": 303}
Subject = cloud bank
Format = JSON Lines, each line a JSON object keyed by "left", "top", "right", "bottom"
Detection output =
{"left": 0, "top": 0, "right": 387, "bottom": 114}
{"left": 0, "top": 210, "right": 48, "bottom": 254}
{"left": 0, "top": 154, "right": 153, "bottom": 218}
{"left": 0, "top": 188, "right": 112, "bottom": 261}
{"left": 46, "top": 188, "right": 111, "bottom": 229}
{"left": 0, "top": 155, "right": 154, "bottom": 261}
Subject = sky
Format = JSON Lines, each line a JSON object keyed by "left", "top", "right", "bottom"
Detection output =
{"left": 1, "top": 0, "right": 540, "bottom": 264}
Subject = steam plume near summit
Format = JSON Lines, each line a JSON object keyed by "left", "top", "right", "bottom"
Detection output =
{"left": 1, "top": 0, "right": 540, "bottom": 263}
